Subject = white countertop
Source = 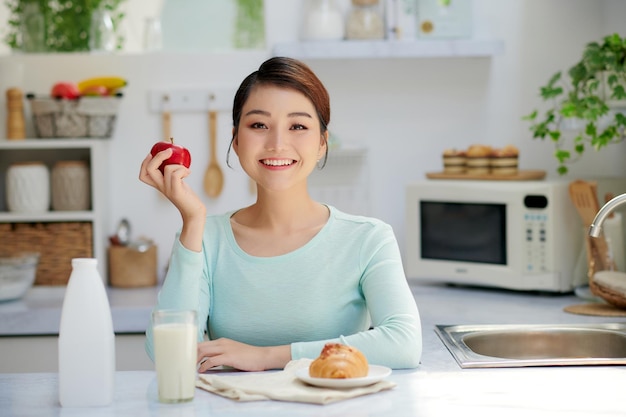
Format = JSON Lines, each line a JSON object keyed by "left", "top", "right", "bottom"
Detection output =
{"left": 1, "top": 281, "right": 626, "bottom": 415}
{"left": 0, "top": 285, "right": 158, "bottom": 336}
{"left": 1, "top": 365, "right": 624, "bottom": 416}
{"left": 1, "top": 281, "right": 624, "bottom": 370}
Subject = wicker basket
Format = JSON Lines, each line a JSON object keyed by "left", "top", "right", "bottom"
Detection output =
{"left": 586, "top": 234, "right": 626, "bottom": 309}
{"left": 108, "top": 244, "right": 157, "bottom": 288}
{"left": 590, "top": 279, "right": 626, "bottom": 309}
{"left": 27, "top": 95, "right": 121, "bottom": 138}
{"left": 0, "top": 222, "right": 93, "bottom": 285}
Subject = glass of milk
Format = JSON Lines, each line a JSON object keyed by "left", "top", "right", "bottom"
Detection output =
{"left": 152, "top": 309, "right": 198, "bottom": 403}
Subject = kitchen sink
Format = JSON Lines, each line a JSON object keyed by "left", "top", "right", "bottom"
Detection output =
{"left": 435, "top": 323, "right": 626, "bottom": 368}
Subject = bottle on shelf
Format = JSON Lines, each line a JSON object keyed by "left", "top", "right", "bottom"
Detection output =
{"left": 301, "top": 0, "right": 345, "bottom": 41}
{"left": 89, "top": 8, "right": 116, "bottom": 52}
{"left": 143, "top": 17, "right": 162, "bottom": 52}
{"left": 6, "top": 88, "right": 26, "bottom": 140}
{"left": 346, "top": 0, "right": 385, "bottom": 40}
{"left": 58, "top": 258, "right": 115, "bottom": 407}
{"left": 19, "top": 2, "right": 46, "bottom": 52}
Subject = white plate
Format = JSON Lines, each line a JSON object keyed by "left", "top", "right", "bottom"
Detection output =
{"left": 295, "top": 365, "right": 392, "bottom": 389}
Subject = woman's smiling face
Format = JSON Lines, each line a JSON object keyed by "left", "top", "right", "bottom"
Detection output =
{"left": 234, "top": 85, "right": 327, "bottom": 191}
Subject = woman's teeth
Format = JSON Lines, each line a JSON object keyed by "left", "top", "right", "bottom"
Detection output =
{"left": 262, "top": 159, "right": 294, "bottom": 166}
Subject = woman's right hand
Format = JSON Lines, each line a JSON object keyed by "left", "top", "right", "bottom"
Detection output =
{"left": 139, "top": 150, "right": 207, "bottom": 227}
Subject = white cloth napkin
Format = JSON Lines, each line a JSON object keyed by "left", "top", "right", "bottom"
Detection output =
{"left": 195, "top": 358, "right": 396, "bottom": 405}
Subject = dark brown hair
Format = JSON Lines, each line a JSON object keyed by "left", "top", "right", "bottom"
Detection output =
{"left": 227, "top": 56, "right": 330, "bottom": 168}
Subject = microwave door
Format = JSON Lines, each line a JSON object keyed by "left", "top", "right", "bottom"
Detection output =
{"left": 420, "top": 201, "right": 507, "bottom": 265}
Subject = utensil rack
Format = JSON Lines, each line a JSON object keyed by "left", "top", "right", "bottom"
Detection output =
{"left": 309, "top": 146, "right": 369, "bottom": 216}
{"left": 148, "top": 88, "right": 235, "bottom": 113}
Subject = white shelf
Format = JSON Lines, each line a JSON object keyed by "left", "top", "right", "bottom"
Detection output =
{"left": 0, "top": 211, "right": 96, "bottom": 223}
{"left": 0, "top": 137, "right": 110, "bottom": 280}
{"left": 272, "top": 39, "right": 504, "bottom": 59}
{"left": 0, "top": 138, "right": 105, "bottom": 149}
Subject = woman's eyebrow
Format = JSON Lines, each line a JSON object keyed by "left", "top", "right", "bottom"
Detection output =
{"left": 244, "top": 110, "right": 313, "bottom": 118}
{"left": 244, "top": 109, "right": 270, "bottom": 117}
{"left": 288, "top": 112, "right": 313, "bottom": 118}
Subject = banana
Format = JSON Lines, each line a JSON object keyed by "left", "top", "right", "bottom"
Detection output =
{"left": 77, "top": 76, "right": 127, "bottom": 94}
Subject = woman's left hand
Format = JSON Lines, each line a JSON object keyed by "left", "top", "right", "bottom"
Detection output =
{"left": 197, "top": 338, "right": 291, "bottom": 372}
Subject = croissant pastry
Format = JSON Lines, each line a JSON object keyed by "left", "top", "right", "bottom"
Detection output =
{"left": 309, "top": 343, "right": 369, "bottom": 379}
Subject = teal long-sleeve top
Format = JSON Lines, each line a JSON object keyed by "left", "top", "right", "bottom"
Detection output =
{"left": 145, "top": 206, "right": 422, "bottom": 369}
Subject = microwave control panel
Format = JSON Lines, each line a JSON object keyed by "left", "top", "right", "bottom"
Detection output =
{"left": 523, "top": 211, "right": 549, "bottom": 272}
{"left": 523, "top": 194, "right": 551, "bottom": 273}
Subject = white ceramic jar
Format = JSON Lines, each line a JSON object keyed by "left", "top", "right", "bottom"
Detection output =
{"left": 301, "top": 0, "right": 345, "bottom": 41}
{"left": 346, "top": 0, "right": 385, "bottom": 40}
{"left": 6, "top": 161, "right": 50, "bottom": 213}
{"left": 51, "top": 160, "right": 91, "bottom": 211}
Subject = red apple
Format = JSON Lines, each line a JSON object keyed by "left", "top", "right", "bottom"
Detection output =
{"left": 150, "top": 138, "right": 191, "bottom": 174}
{"left": 51, "top": 82, "right": 80, "bottom": 99}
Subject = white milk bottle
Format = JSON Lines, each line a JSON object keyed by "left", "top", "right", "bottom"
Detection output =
{"left": 58, "top": 258, "right": 115, "bottom": 407}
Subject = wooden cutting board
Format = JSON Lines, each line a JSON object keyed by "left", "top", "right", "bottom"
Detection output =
{"left": 426, "top": 170, "right": 546, "bottom": 181}
{"left": 564, "top": 303, "right": 626, "bottom": 317}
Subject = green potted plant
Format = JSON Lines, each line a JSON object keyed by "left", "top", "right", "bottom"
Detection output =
{"left": 524, "top": 33, "right": 626, "bottom": 175}
{"left": 4, "top": 0, "right": 126, "bottom": 52}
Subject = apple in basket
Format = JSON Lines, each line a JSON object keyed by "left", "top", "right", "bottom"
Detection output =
{"left": 51, "top": 82, "right": 80, "bottom": 100}
{"left": 150, "top": 138, "right": 192, "bottom": 174}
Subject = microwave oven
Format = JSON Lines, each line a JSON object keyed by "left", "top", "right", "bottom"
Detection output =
{"left": 405, "top": 178, "right": 626, "bottom": 292}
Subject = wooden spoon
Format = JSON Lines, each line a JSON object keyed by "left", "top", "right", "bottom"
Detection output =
{"left": 203, "top": 110, "right": 224, "bottom": 198}
{"left": 569, "top": 180, "right": 600, "bottom": 227}
{"left": 162, "top": 94, "right": 171, "bottom": 140}
{"left": 568, "top": 180, "right": 615, "bottom": 274}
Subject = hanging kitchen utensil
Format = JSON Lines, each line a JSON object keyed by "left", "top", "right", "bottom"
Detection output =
{"left": 116, "top": 218, "right": 131, "bottom": 246}
{"left": 162, "top": 94, "right": 171, "bottom": 141}
{"left": 203, "top": 105, "right": 224, "bottom": 198}
{"left": 568, "top": 180, "right": 615, "bottom": 274}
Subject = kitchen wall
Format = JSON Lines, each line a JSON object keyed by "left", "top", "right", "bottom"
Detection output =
{"left": 1, "top": 0, "right": 625, "bottom": 282}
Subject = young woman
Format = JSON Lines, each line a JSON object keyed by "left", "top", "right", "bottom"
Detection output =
{"left": 140, "top": 57, "right": 422, "bottom": 372}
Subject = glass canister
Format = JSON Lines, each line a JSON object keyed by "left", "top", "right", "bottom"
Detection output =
{"left": 51, "top": 161, "right": 91, "bottom": 211}
{"left": 20, "top": 1, "right": 46, "bottom": 52}
{"left": 301, "top": 0, "right": 345, "bottom": 41}
{"left": 89, "top": 8, "right": 116, "bottom": 52}
{"left": 346, "top": 0, "right": 385, "bottom": 40}
{"left": 143, "top": 17, "right": 163, "bottom": 52}
{"left": 6, "top": 161, "right": 50, "bottom": 213}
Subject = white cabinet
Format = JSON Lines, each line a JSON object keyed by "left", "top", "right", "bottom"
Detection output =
{"left": 0, "top": 138, "right": 109, "bottom": 280}
{"left": 0, "top": 335, "right": 153, "bottom": 372}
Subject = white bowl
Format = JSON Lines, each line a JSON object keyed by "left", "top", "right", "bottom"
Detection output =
{"left": 0, "top": 253, "right": 40, "bottom": 302}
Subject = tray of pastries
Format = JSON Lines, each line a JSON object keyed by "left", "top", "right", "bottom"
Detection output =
{"left": 427, "top": 144, "right": 546, "bottom": 181}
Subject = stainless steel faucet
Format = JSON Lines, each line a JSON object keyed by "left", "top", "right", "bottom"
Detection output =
{"left": 589, "top": 193, "right": 626, "bottom": 237}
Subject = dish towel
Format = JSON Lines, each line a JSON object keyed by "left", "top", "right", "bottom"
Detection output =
{"left": 195, "top": 358, "right": 396, "bottom": 405}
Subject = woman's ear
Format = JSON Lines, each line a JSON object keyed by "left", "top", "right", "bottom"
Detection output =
{"left": 232, "top": 127, "right": 238, "bottom": 155}
{"left": 320, "top": 131, "right": 329, "bottom": 153}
